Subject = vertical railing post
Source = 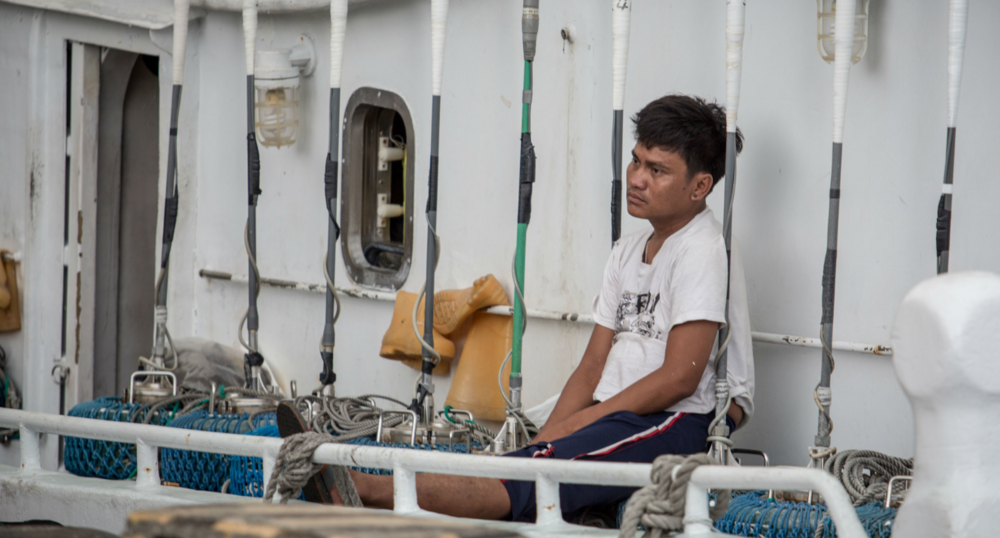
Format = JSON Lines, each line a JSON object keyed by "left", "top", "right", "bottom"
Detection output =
{"left": 262, "top": 447, "right": 277, "bottom": 502}
{"left": 135, "top": 439, "right": 160, "bottom": 487}
{"left": 19, "top": 426, "right": 41, "bottom": 472}
{"left": 683, "top": 480, "right": 714, "bottom": 535}
{"left": 534, "top": 474, "right": 564, "bottom": 526}
{"left": 393, "top": 465, "right": 419, "bottom": 513}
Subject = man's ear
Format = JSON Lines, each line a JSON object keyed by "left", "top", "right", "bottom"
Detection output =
{"left": 691, "top": 172, "right": 713, "bottom": 200}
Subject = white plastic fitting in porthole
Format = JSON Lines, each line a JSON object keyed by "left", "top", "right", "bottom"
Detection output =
{"left": 816, "top": 0, "right": 871, "bottom": 64}
{"left": 254, "top": 35, "right": 316, "bottom": 148}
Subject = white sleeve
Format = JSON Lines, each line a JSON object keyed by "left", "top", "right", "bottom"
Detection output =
{"left": 666, "top": 241, "right": 728, "bottom": 331}
{"left": 592, "top": 245, "right": 622, "bottom": 331}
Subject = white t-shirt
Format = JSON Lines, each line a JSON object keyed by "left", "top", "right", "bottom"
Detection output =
{"left": 591, "top": 207, "right": 755, "bottom": 426}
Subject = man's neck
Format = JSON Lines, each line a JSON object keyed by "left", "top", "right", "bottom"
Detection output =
{"left": 645, "top": 204, "right": 706, "bottom": 261}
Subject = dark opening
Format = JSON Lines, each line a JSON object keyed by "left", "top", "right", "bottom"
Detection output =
{"left": 360, "top": 107, "right": 407, "bottom": 271}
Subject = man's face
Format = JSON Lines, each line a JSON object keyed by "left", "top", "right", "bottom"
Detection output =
{"left": 625, "top": 143, "right": 703, "bottom": 221}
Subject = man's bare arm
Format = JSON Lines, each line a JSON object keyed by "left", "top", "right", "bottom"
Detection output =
{"left": 534, "top": 320, "right": 719, "bottom": 442}
{"left": 533, "top": 325, "right": 615, "bottom": 442}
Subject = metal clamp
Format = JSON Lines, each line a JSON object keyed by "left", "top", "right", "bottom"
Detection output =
{"left": 444, "top": 408, "right": 475, "bottom": 423}
{"left": 732, "top": 448, "right": 772, "bottom": 498}
{"left": 128, "top": 370, "right": 178, "bottom": 404}
{"left": 884, "top": 475, "right": 913, "bottom": 508}
{"left": 377, "top": 410, "right": 419, "bottom": 446}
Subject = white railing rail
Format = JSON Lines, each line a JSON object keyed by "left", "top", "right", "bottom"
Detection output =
{"left": 0, "top": 408, "right": 865, "bottom": 536}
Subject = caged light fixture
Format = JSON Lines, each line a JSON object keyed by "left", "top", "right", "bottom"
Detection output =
{"left": 254, "top": 36, "right": 316, "bottom": 148}
{"left": 817, "top": 0, "right": 871, "bottom": 64}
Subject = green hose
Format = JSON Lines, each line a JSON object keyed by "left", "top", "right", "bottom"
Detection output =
{"left": 510, "top": 0, "right": 537, "bottom": 404}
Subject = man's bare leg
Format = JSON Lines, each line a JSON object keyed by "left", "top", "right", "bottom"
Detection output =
{"left": 330, "top": 469, "right": 512, "bottom": 520}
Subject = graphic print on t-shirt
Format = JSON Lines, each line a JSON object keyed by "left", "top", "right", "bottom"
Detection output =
{"left": 615, "top": 291, "right": 661, "bottom": 338}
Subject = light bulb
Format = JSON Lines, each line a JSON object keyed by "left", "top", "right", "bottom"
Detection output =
{"left": 816, "top": 0, "right": 871, "bottom": 64}
{"left": 254, "top": 42, "right": 313, "bottom": 149}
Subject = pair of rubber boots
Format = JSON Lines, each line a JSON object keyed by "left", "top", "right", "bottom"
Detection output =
{"left": 379, "top": 274, "right": 513, "bottom": 421}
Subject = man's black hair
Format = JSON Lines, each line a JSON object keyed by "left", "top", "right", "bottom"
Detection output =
{"left": 631, "top": 94, "right": 743, "bottom": 193}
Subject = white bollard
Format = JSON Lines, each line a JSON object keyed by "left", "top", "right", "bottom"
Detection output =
{"left": 891, "top": 271, "right": 1000, "bottom": 538}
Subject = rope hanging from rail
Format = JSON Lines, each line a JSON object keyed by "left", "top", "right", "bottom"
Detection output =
{"left": 263, "top": 430, "right": 362, "bottom": 506}
{"left": 619, "top": 453, "right": 729, "bottom": 538}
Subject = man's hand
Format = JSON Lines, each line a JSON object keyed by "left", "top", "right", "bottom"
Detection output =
{"left": 532, "top": 325, "right": 615, "bottom": 443}
{"left": 533, "top": 320, "right": 720, "bottom": 443}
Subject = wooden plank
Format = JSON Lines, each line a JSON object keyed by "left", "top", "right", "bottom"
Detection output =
{"left": 125, "top": 504, "right": 524, "bottom": 538}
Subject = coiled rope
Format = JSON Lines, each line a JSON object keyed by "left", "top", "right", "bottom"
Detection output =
{"left": 619, "top": 453, "right": 729, "bottom": 538}
{"left": 809, "top": 449, "right": 912, "bottom": 538}
{"left": 291, "top": 394, "right": 409, "bottom": 441}
{"left": 826, "top": 450, "right": 912, "bottom": 507}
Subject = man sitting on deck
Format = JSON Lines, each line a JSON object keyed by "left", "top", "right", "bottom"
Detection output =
{"left": 318, "top": 94, "right": 754, "bottom": 521}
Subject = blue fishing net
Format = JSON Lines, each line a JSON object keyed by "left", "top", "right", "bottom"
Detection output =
{"left": 65, "top": 397, "right": 172, "bottom": 480}
{"left": 816, "top": 502, "right": 897, "bottom": 538}
{"left": 703, "top": 491, "right": 896, "bottom": 538}
{"left": 713, "top": 491, "right": 828, "bottom": 538}
{"left": 160, "top": 410, "right": 275, "bottom": 492}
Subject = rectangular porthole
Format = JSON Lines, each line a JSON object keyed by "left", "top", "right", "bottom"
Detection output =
{"left": 341, "top": 88, "right": 414, "bottom": 290}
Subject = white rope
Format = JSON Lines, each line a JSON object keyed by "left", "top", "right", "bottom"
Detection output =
{"left": 430, "top": 0, "right": 449, "bottom": 96}
{"left": 947, "top": 0, "right": 969, "bottom": 127}
{"left": 619, "top": 453, "right": 729, "bottom": 538}
{"left": 811, "top": 449, "right": 913, "bottom": 538}
{"left": 172, "top": 0, "right": 191, "bottom": 85}
{"left": 292, "top": 394, "right": 407, "bottom": 439}
{"left": 611, "top": 0, "right": 632, "bottom": 111}
{"left": 329, "top": 0, "right": 349, "bottom": 89}
{"left": 823, "top": 449, "right": 913, "bottom": 506}
{"left": 831, "top": 0, "right": 856, "bottom": 144}
{"left": 242, "top": 0, "right": 257, "bottom": 77}
{"left": 724, "top": 0, "right": 745, "bottom": 133}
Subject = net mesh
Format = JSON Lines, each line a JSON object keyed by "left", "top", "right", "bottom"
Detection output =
{"left": 65, "top": 397, "right": 172, "bottom": 480}
{"left": 66, "top": 395, "right": 482, "bottom": 499}
{"left": 634, "top": 490, "right": 898, "bottom": 538}
{"left": 160, "top": 410, "right": 275, "bottom": 492}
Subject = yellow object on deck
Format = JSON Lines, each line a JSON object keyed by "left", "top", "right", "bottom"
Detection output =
{"left": 380, "top": 291, "right": 455, "bottom": 374}
{"left": 433, "top": 274, "right": 509, "bottom": 335}
{"left": 380, "top": 275, "right": 509, "bottom": 376}
{"left": 445, "top": 312, "right": 513, "bottom": 422}
{"left": 0, "top": 250, "right": 20, "bottom": 333}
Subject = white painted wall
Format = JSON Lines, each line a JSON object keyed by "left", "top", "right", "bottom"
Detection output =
{"left": 3, "top": 0, "right": 1000, "bottom": 468}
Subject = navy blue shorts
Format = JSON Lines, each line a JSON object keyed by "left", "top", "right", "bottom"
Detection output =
{"left": 501, "top": 410, "right": 734, "bottom": 522}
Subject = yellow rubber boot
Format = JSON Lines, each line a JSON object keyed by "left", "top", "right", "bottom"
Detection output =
{"left": 433, "top": 274, "right": 509, "bottom": 336}
{"left": 444, "top": 312, "right": 512, "bottom": 422}
{"left": 380, "top": 291, "right": 455, "bottom": 373}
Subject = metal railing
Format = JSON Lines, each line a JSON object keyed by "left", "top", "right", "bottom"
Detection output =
{"left": 198, "top": 268, "right": 893, "bottom": 355}
{"left": 0, "top": 408, "right": 866, "bottom": 536}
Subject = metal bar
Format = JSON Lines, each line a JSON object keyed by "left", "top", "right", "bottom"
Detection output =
{"left": 19, "top": 426, "right": 40, "bottom": 472}
{"left": 534, "top": 474, "right": 564, "bottom": 526}
{"left": 197, "top": 268, "right": 893, "bottom": 355}
{"left": 135, "top": 439, "right": 160, "bottom": 487}
{"left": 392, "top": 465, "right": 420, "bottom": 513}
{"left": 751, "top": 331, "right": 892, "bottom": 355}
{"left": 262, "top": 448, "right": 276, "bottom": 499}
